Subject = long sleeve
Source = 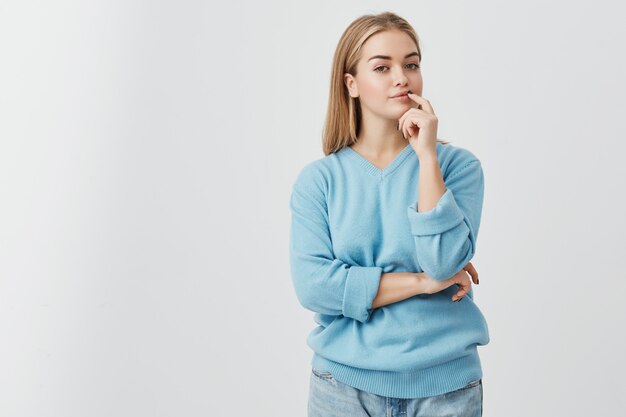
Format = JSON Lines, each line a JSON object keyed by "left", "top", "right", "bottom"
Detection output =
{"left": 406, "top": 159, "right": 484, "bottom": 281}
{"left": 289, "top": 166, "right": 383, "bottom": 323}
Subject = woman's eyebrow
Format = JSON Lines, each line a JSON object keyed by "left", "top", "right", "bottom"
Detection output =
{"left": 368, "top": 52, "right": 419, "bottom": 62}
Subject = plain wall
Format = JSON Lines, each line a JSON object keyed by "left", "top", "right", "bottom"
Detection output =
{"left": 1, "top": 0, "right": 625, "bottom": 416}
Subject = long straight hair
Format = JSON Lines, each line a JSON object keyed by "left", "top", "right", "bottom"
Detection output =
{"left": 322, "top": 11, "right": 450, "bottom": 156}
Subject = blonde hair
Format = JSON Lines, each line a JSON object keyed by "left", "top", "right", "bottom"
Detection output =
{"left": 322, "top": 11, "right": 450, "bottom": 156}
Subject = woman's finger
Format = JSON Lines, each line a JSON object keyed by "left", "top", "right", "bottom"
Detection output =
{"left": 398, "top": 108, "right": 430, "bottom": 136}
{"left": 398, "top": 108, "right": 422, "bottom": 137}
{"left": 407, "top": 93, "right": 435, "bottom": 115}
{"left": 399, "top": 113, "right": 428, "bottom": 139}
{"left": 453, "top": 283, "right": 470, "bottom": 301}
{"left": 398, "top": 110, "right": 416, "bottom": 138}
{"left": 463, "top": 262, "right": 479, "bottom": 285}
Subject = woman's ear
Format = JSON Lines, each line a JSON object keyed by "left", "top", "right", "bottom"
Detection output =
{"left": 344, "top": 73, "right": 358, "bottom": 98}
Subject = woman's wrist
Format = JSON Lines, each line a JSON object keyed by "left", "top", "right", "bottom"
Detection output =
{"left": 413, "top": 272, "right": 431, "bottom": 295}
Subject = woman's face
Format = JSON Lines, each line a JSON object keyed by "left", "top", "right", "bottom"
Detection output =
{"left": 345, "top": 29, "right": 423, "bottom": 120}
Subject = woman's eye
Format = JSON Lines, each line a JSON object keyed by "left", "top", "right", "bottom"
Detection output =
{"left": 374, "top": 63, "right": 420, "bottom": 73}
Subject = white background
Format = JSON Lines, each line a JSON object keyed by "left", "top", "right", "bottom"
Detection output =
{"left": 1, "top": 1, "right": 625, "bottom": 416}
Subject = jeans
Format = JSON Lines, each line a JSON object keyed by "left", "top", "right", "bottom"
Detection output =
{"left": 308, "top": 367, "right": 483, "bottom": 417}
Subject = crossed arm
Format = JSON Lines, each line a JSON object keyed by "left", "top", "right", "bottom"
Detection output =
{"left": 371, "top": 262, "right": 479, "bottom": 309}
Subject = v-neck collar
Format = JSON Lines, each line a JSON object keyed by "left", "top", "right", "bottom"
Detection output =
{"left": 341, "top": 142, "right": 415, "bottom": 179}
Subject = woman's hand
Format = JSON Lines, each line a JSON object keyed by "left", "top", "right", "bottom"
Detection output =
{"left": 398, "top": 93, "right": 438, "bottom": 159}
{"left": 418, "top": 262, "right": 480, "bottom": 302}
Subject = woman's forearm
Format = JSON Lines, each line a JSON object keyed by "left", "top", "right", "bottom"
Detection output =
{"left": 416, "top": 152, "right": 446, "bottom": 212}
{"left": 371, "top": 272, "right": 427, "bottom": 309}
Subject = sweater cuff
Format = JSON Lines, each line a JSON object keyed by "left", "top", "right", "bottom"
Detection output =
{"left": 407, "top": 188, "right": 465, "bottom": 236}
{"left": 342, "top": 265, "right": 383, "bottom": 323}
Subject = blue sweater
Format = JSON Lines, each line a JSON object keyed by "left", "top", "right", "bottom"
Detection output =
{"left": 289, "top": 141, "right": 490, "bottom": 399}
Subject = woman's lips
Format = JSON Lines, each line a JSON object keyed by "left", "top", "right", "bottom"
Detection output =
{"left": 391, "top": 94, "right": 410, "bottom": 101}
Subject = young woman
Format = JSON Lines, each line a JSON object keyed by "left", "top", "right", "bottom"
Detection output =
{"left": 289, "top": 11, "right": 489, "bottom": 417}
